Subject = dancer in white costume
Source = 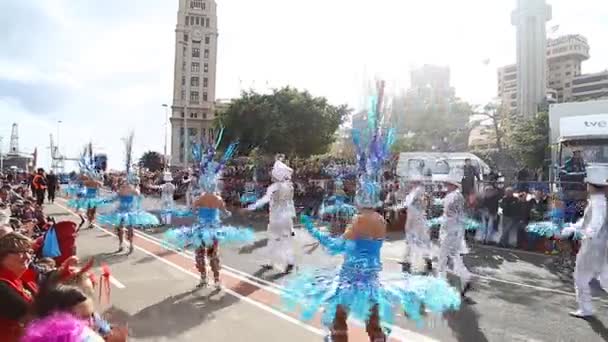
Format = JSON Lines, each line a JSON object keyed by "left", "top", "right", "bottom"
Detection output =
{"left": 401, "top": 177, "right": 433, "bottom": 273}
{"left": 436, "top": 171, "right": 472, "bottom": 296}
{"left": 248, "top": 156, "right": 296, "bottom": 273}
{"left": 562, "top": 164, "right": 608, "bottom": 318}
{"left": 151, "top": 171, "right": 177, "bottom": 225}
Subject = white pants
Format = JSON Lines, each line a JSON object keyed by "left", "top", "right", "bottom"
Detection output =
{"left": 438, "top": 241, "right": 471, "bottom": 287}
{"left": 265, "top": 216, "right": 296, "bottom": 267}
{"left": 574, "top": 237, "right": 608, "bottom": 314}
{"left": 161, "top": 212, "right": 172, "bottom": 225}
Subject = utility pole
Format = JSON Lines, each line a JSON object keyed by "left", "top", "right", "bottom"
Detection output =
{"left": 0, "top": 136, "right": 4, "bottom": 171}
{"left": 161, "top": 104, "right": 170, "bottom": 169}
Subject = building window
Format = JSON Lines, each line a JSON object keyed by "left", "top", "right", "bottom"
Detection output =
{"left": 195, "top": 17, "right": 200, "bottom": 25}
{"left": 205, "top": 36, "right": 210, "bottom": 45}
{"left": 191, "top": 77, "right": 200, "bottom": 86}
{"left": 182, "top": 61, "right": 186, "bottom": 71}
{"left": 190, "top": 17, "right": 194, "bottom": 25}
{"left": 565, "top": 82, "right": 570, "bottom": 87}
{"left": 192, "top": 47, "right": 200, "bottom": 58}
{"left": 203, "top": 113, "right": 207, "bottom": 119}
{"left": 206, "top": 18, "right": 210, "bottom": 28}
{"left": 203, "top": 77, "right": 208, "bottom": 87}
{"left": 181, "top": 76, "right": 185, "bottom": 86}
{"left": 190, "top": 91, "right": 199, "bottom": 102}
{"left": 203, "top": 92, "right": 208, "bottom": 101}
{"left": 191, "top": 62, "right": 200, "bottom": 72}
{"left": 191, "top": 0, "right": 204, "bottom": 9}
{"left": 180, "top": 91, "right": 185, "bottom": 101}
{"left": 566, "top": 72, "right": 572, "bottom": 76}
{"left": 185, "top": 16, "right": 189, "bottom": 26}
{"left": 204, "top": 49, "right": 209, "bottom": 59}
{"left": 203, "top": 63, "right": 208, "bottom": 72}
{"left": 184, "top": 33, "right": 189, "bottom": 41}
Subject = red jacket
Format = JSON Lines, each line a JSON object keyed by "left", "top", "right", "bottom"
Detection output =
{"left": 0, "top": 268, "right": 38, "bottom": 342}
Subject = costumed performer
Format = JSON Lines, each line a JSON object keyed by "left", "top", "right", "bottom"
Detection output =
{"left": 98, "top": 133, "right": 159, "bottom": 253}
{"left": 147, "top": 171, "right": 183, "bottom": 226}
{"left": 164, "top": 138, "right": 254, "bottom": 288}
{"left": 400, "top": 173, "right": 433, "bottom": 274}
{"left": 247, "top": 155, "right": 297, "bottom": 273}
{"left": 560, "top": 164, "right": 608, "bottom": 318}
{"left": 67, "top": 144, "right": 109, "bottom": 229}
{"left": 320, "top": 179, "right": 357, "bottom": 235}
{"left": 282, "top": 89, "right": 461, "bottom": 342}
{"left": 436, "top": 170, "right": 473, "bottom": 297}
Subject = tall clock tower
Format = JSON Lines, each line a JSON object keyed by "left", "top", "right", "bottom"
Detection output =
{"left": 170, "top": 0, "right": 219, "bottom": 166}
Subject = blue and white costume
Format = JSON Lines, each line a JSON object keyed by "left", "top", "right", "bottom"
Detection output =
{"left": 283, "top": 216, "right": 461, "bottom": 331}
{"left": 319, "top": 179, "right": 357, "bottom": 220}
{"left": 97, "top": 133, "right": 159, "bottom": 252}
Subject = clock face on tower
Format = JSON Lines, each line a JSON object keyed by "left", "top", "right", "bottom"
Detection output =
{"left": 193, "top": 29, "right": 202, "bottom": 40}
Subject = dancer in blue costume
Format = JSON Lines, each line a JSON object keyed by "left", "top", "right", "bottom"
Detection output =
{"left": 98, "top": 133, "right": 159, "bottom": 253}
{"left": 164, "top": 134, "right": 253, "bottom": 288}
{"left": 282, "top": 86, "right": 461, "bottom": 341}
{"left": 67, "top": 144, "right": 110, "bottom": 229}
{"left": 319, "top": 178, "right": 357, "bottom": 235}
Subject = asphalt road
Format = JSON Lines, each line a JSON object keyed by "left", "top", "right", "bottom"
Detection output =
{"left": 44, "top": 196, "right": 608, "bottom": 342}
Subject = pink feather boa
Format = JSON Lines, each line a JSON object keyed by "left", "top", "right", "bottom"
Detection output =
{"left": 21, "top": 312, "right": 101, "bottom": 342}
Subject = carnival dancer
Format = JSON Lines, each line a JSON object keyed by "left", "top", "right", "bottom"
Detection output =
{"left": 148, "top": 171, "right": 178, "bottom": 226}
{"left": 165, "top": 139, "right": 254, "bottom": 288}
{"left": 247, "top": 155, "right": 297, "bottom": 273}
{"left": 558, "top": 164, "right": 608, "bottom": 318}
{"left": 68, "top": 144, "right": 108, "bottom": 229}
{"left": 319, "top": 178, "right": 357, "bottom": 236}
{"left": 98, "top": 133, "right": 159, "bottom": 253}
{"left": 401, "top": 176, "right": 433, "bottom": 273}
{"left": 282, "top": 88, "right": 461, "bottom": 341}
{"left": 436, "top": 172, "right": 473, "bottom": 297}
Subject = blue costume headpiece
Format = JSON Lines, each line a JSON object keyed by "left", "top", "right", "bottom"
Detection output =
{"left": 191, "top": 127, "right": 238, "bottom": 193}
{"left": 352, "top": 89, "right": 395, "bottom": 208}
{"left": 78, "top": 142, "right": 101, "bottom": 181}
{"left": 123, "top": 132, "right": 139, "bottom": 185}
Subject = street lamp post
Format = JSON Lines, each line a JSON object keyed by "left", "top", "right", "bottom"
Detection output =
{"left": 161, "top": 104, "right": 170, "bottom": 169}
{"left": 0, "top": 136, "right": 4, "bottom": 172}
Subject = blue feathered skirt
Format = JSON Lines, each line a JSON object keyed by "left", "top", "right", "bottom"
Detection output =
{"left": 98, "top": 211, "right": 160, "bottom": 228}
{"left": 164, "top": 224, "right": 255, "bottom": 249}
{"left": 67, "top": 197, "right": 111, "bottom": 210}
{"left": 281, "top": 267, "right": 461, "bottom": 330}
{"left": 63, "top": 185, "right": 83, "bottom": 198}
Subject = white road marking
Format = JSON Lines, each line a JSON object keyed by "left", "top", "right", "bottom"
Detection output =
{"left": 55, "top": 199, "right": 440, "bottom": 342}
{"left": 109, "top": 275, "right": 126, "bottom": 289}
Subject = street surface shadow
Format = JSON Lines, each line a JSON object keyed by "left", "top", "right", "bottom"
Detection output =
{"left": 443, "top": 301, "right": 488, "bottom": 342}
{"left": 238, "top": 238, "right": 268, "bottom": 254}
{"left": 126, "top": 279, "right": 260, "bottom": 339}
{"left": 585, "top": 316, "right": 608, "bottom": 341}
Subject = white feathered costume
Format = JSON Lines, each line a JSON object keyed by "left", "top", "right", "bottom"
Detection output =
{"left": 248, "top": 158, "right": 297, "bottom": 269}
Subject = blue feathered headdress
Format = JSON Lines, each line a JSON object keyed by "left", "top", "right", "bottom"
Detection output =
{"left": 191, "top": 127, "right": 238, "bottom": 193}
{"left": 352, "top": 84, "right": 395, "bottom": 208}
{"left": 78, "top": 142, "right": 101, "bottom": 181}
{"left": 122, "top": 132, "right": 139, "bottom": 185}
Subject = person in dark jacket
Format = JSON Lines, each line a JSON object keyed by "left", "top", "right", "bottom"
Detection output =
{"left": 46, "top": 171, "right": 58, "bottom": 204}
{"left": 475, "top": 183, "right": 502, "bottom": 244}
{"left": 499, "top": 188, "right": 519, "bottom": 247}
{"left": 461, "top": 159, "right": 479, "bottom": 199}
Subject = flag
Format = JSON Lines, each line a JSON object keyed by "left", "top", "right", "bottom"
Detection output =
{"left": 551, "top": 25, "right": 560, "bottom": 34}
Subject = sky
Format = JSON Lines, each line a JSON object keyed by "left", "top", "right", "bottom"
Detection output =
{"left": 1, "top": 0, "right": 607, "bottom": 170}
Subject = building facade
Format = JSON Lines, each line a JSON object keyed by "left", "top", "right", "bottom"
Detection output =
{"left": 572, "top": 71, "right": 608, "bottom": 101}
{"left": 497, "top": 64, "right": 518, "bottom": 114}
{"left": 511, "top": 0, "right": 552, "bottom": 117}
{"left": 546, "top": 34, "right": 589, "bottom": 102}
{"left": 498, "top": 34, "right": 594, "bottom": 112}
{"left": 170, "top": 0, "right": 219, "bottom": 166}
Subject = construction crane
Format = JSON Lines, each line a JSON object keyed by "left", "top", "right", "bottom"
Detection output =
{"left": 49, "top": 133, "right": 79, "bottom": 173}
